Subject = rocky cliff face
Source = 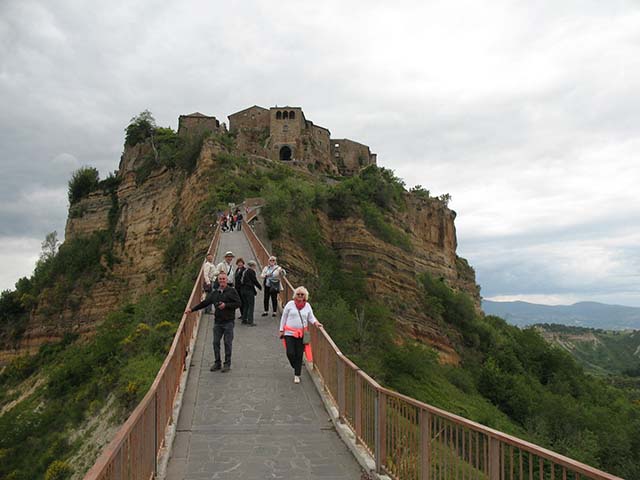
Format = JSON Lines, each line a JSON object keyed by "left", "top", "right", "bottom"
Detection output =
{"left": 1, "top": 139, "right": 227, "bottom": 362}
{"left": 273, "top": 195, "right": 480, "bottom": 365}
{"left": 3, "top": 136, "right": 479, "bottom": 367}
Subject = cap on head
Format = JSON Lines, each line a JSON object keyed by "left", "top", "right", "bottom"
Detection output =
{"left": 247, "top": 260, "right": 257, "bottom": 267}
{"left": 224, "top": 251, "right": 234, "bottom": 258}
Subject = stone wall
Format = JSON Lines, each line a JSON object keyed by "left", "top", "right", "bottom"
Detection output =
{"left": 228, "top": 106, "right": 270, "bottom": 156}
{"left": 330, "top": 139, "right": 376, "bottom": 176}
{"left": 227, "top": 104, "right": 376, "bottom": 176}
{"left": 268, "top": 107, "right": 305, "bottom": 161}
{"left": 178, "top": 113, "right": 222, "bottom": 137}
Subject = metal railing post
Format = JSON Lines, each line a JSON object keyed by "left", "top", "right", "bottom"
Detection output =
{"left": 421, "top": 409, "right": 431, "bottom": 480}
{"left": 375, "top": 389, "right": 387, "bottom": 474}
{"left": 489, "top": 436, "right": 500, "bottom": 480}
{"left": 337, "top": 357, "right": 345, "bottom": 422}
{"left": 354, "top": 374, "right": 362, "bottom": 442}
{"left": 154, "top": 391, "right": 158, "bottom": 478}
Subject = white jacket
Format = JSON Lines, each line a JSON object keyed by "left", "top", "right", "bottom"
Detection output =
{"left": 203, "top": 261, "right": 216, "bottom": 284}
{"left": 280, "top": 301, "right": 318, "bottom": 336}
{"left": 215, "top": 260, "right": 235, "bottom": 283}
{"left": 260, "top": 265, "right": 285, "bottom": 284}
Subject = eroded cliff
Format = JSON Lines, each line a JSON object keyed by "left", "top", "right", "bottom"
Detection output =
{"left": 3, "top": 132, "right": 479, "bottom": 367}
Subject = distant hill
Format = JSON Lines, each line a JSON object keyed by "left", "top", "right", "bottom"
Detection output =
{"left": 482, "top": 300, "right": 640, "bottom": 330}
{"left": 534, "top": 324, "right": 640, "bottom": 376}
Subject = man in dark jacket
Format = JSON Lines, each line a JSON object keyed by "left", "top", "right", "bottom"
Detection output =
{"left": 239, "top": 260, "right": 262, "bottom": 326}
{"left": 186, "top": 272, "right": 241, "bottom": 372}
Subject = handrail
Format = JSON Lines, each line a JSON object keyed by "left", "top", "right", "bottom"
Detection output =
{"left": 84, "top": 224, "right": 222, "bottom": 480}
{"left": 241, "top": 214, "right": 624, "bottom": 480}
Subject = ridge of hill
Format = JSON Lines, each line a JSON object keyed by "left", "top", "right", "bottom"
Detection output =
{"left": 482, "top": 299, "right": 640, "bottom": 330}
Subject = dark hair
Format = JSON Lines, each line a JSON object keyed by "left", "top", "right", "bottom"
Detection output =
{"left": 236, "top": 257, "right": 245, "bottom": 265}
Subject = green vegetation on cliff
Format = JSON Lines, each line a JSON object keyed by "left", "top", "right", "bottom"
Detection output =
{"left": 2, "top": 113, "right": 639, "bottom": 478}
{"left": 536, "top": 323, "right": 640, "bottom": 377}
{"left": 247, "top": 165, "right": 640, "bottom": 478}
{"left": 0, "top": 258, "right": 199, "bottom": 480}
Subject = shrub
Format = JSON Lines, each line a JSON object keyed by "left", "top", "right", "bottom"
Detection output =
{"left": 361, "top": 202, "right": 412, "bottom": 251}
{"left": 68, "top": 167, "right": 99, "bottom": 204}
{"left": 44, "top": 460, "right": 72, "bottom": 480}
{"left": 125, "top": 110, "right": 156, "bottom": 147}
{"left": 162, "top": 230, "right": 191, "bottom": 272}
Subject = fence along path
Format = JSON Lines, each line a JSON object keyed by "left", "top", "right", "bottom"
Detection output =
{"left": 242, "top": 212, "right": 625, "bottom": 480}
{"left": 164, "top": 225, "right": 362, "bottom": 479}
{"left": 84, "top": 224, "right": 222, "bottom": 480}
{"left": 85, "top": 203, "right": 626, "bottom": 480}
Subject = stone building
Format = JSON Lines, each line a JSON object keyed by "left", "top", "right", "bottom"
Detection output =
{"left": 228, "top": 105, "right": 376, "bottom": 175}
{"left": 178, "top": 112, "right": 224, "bottom": 137}
{"left": 331, "top": 139, "right": 378, "bottom": 176}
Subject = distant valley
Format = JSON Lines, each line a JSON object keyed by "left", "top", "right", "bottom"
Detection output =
{"left": 483, "top": 300, "right": 640, "bottom": 377}
{"left": 534, "top": 324, "right": 640, "bottom": 376}
{"left": 482, "top": 300, "right": 640, "bottom": 330}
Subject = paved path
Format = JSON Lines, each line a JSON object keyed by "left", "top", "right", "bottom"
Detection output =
{"left": 166, "top": 228, "right": 362, "bottom": 479}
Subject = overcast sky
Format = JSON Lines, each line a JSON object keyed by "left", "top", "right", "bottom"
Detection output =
{"left": 1, "top": 0, "right": 639, "bottom": 306}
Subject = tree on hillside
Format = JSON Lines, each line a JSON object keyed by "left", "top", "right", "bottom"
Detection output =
{"left": 40, "top": 231, "right": 60, "bottom": 263}
{"left": 68, "top": 166, "right": 99, "bottom": 204}
{"left": 125, "top": 110, "right": 159, "bottom": 163}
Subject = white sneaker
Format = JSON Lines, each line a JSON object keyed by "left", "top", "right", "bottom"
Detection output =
{"left": 293, "top": 376, "right": 301, "bottom": 384}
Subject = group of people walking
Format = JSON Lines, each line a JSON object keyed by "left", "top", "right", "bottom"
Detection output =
{"left": 186, "top": 251, "right": 320, "bottom": 383}
{"left": 220, "top": 210, "right": 243, "bottom": 232}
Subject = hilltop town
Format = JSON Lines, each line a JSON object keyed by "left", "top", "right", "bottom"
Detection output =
{"left": 177, "top": 105, "right": 377, "bottom": 176}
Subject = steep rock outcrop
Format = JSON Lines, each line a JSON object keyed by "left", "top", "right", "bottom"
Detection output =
{"left": 1, "top": 139, "right": 227, "bottom": 362}
{"left": 3, "top": 135, "right": 478, "bottom": 367}
{"left": 273, "top": 196, "right": 479, "bottom": 364}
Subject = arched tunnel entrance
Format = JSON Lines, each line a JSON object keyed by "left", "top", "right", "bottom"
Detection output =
{"left": 279, "top": 145, "right": 292, "bottom": 161}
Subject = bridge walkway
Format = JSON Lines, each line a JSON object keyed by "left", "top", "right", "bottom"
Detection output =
{"left": 166, "top": 228, "right": 362, "bottom": 479}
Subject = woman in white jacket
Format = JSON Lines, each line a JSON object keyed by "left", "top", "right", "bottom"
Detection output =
{"left": 279, "top": 286, "right": 322, "bottom": 383}
{"left": 260, "top": 256, "right": 285, "bottom": 317}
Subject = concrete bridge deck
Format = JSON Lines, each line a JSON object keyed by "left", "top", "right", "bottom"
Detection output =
{"left": 166, "top": 228, "right": 362, "bottom": 480}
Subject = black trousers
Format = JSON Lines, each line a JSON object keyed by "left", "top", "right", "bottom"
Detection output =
{"left": 263, "top": 285, "right": 278, "bottom": 313}
{"left": 240, "top": 288, "right": 256, "bottom": 324}
{"left": 285, "top": 335, "right": 304, "bottom": 376}
{"left": 213, "top": 321, "right": 234, "bottom": 367}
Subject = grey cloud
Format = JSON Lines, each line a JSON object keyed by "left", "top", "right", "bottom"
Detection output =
{"left": 1, "top": 0, "right": 639, "bottom": 306}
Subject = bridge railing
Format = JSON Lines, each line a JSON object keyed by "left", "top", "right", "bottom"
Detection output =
{"left": 84, "top": 225, "right": 222, "bottom": 480}
{"left": 242, "top": 214, "right": 623, "bottom": 480}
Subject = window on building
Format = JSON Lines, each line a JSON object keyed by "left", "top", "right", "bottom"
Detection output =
{"left": 283, "top": 124, "right": 289, "bottom": 132}
{"left": 334, "top": 143, "right": 340, "bottom": 148}
{"left": 283, "top": 111, "right": 289, "bottom": 119}
{"left": 289, "top": 111, "right": 295, "bottom": 119}
{"left": 276, "top": 111, "right": 282, "bottom": 120}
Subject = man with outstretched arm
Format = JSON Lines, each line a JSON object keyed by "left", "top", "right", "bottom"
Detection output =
{"left": 185, "top": 272, "right": 241, "bottom": 372}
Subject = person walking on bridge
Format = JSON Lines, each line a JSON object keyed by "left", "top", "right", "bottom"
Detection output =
{"left": 279, "top": 286, "right": 322, "bottom": 384}
{"left": 239, "top": 260, "right": 262, "bottom": 326}
{"left": 261, "top": 256, "right": 285, "bottom": 317}
{"left": 203, "top": 253, "right": 216, "bottom": 313}
{"left": 186, "top": 272, "right": 241, "bottom": 372}
{"left": 215, "top": 251, "right": 236, "bottom": 290}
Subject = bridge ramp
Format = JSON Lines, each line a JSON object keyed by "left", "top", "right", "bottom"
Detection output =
{"left": 166, "top": 228, "right": 362, "bottom": 479}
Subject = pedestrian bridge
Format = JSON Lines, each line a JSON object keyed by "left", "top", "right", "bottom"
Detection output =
{"left": 83, "top": 206, "right": 623, "bottom": 480}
